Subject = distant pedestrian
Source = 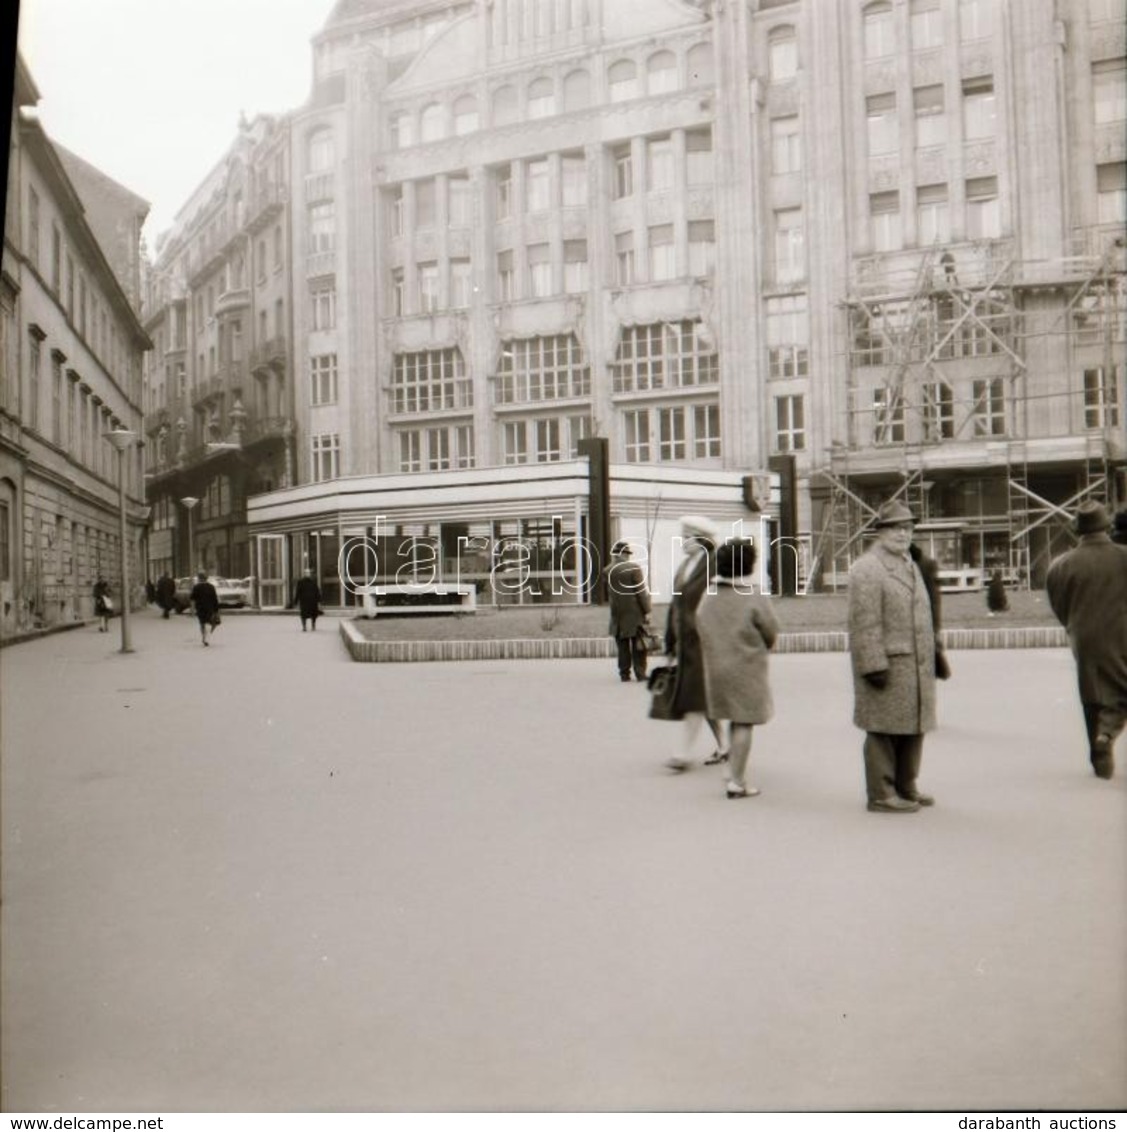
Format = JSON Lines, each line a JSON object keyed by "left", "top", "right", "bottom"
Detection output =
{"left": 605, "top": 540, "right": 652, "bottom": 682}
{"left": 190, "top": 571, "right": 220, "bottom": 647}
{"left": 291, "top": 569, "right": 323, "bottom": 632}
{"left": 848, "top": 501, "right": 940, "bottom": 813}
{"left": 155, "top": 573, "right": 177, "bottom": 619}
{"left": 697, "top": 538, "right": 778, "bottom": 799}
{"left": 1045, "top": 501, "right": 1127, "bottom": 780}
{"left": 664, "top": 515, "right": 729, "bottom": 772}
{"left": 1112, "top": 508, "right": 1127, "bottom": 547}
{"left": 986, "top": 569, "right": 1009, "bottom": 614}
{"left": 145, "top": 578, "right": 156, "bottom": 605}
{"left": 92, "top": 577, "right": 112, "bottom": 632}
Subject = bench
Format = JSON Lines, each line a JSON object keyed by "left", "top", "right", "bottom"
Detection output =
{"left": 359, "top": 584, "right": 477, "bottom": 618}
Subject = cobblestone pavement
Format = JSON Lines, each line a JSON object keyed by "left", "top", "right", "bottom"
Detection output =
{"left": 2, "top": 612, "right": 1124, "bottom": 1112}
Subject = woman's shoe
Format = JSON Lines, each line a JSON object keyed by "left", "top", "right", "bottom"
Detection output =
{"left": 704, "top": 750, "right": 729, "bottom": 765}
{"left": 725, "top": 782, "right": 760, "bottom": 799}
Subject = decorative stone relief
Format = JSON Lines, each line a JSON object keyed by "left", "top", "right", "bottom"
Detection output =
{"left": 959, "top": 45, "right": 993, "bottom": 79}
{"left": 414, "top": 230, "right": 438, "bottom": 261}
{"left": 863, "top": 61, "right": 897, "bottom": 97}
{"left": 524, "top": 214, "right": 550, "bottom": 243}
{"left": 448, "top": 230, "right": 471, "bottom": 257}
{"left": 868, "top": 155, "right": 901, "bottom": 192}
{"left": 963, "top": 139, "right": 996, "bottom": 176}
{"left": 911, "top": 50, "right": 943, "bottom": 87}
{"left": 561, "top": 211, "right": 588, "bottom": 239}
{"left": 914, "top": 147, "right": 947, "bottom": 186}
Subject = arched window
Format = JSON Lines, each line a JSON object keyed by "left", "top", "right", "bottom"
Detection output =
{"left": 563, "top": 69, "right": 591, "bottom": 111}
{"left": 647, "top": 51, "right": 678, "bottom": 94}
{"left": 863, "top": 2, "right": 895, "bottom": 58}
{"left": 608, "top": 59, "right": 638, "bottom": 103}
{"left": 308, "top": 129, "right": 334, "bottom": 173}
{"left": 768, "top": 26, "right": 798, "bottom": 82}
{"left": 686, "top": 42, "right": 714, "bottom": 86}
{"left": 492, "top": 85, "right": 518, "bottom": 126}
{"left": 453, "top": 94, "right": 479, "bottom": 136}
{"left": 389, "top": 111, "right": 414, "bottom": 150}
{"left": 419, "top": 102, "right": 445, "bottom": 143}
{"left": 527, "top": 77, "right": 556, "bottom": 119}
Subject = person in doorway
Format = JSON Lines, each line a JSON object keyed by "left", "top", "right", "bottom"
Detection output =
{"left": 1045, "top": 501, "right": 1127, "bottom": 780}
{"left": 605, "top": 540, "right": 652, "bottom": 681}
{"left": 664, "top": 515, "right": 729, "bottom": 772}
{"left": 986, "top": 569, "right": 1009, "bottom": 614}
{"left": 292, "top": 569, "right": 323, "bottom": 632}
{"left": 848, "top": 501, "right": 940, "bottom": 813}
{"left": 155, "top": 573, "right": 177, "bottom": 619}
{"left": 190, "top": 571, "right": 220, "bottom": 647}
{"left": 93, "top": 576, "right": 112, "bottom": 632}
{"left": 697, "top": 538, "right": 778, "bottom": 799}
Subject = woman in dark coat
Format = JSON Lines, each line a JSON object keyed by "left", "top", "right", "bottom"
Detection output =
{"left": 664, "top": 515, "right": 728, "bottom": 771}
{"left": 92, "top": 576, "right": 112, "bottom": 633}
{"left": 189, "top": 572, "right": 220, "bottom": 647}
{"left": 292, "top": 569, "right": 323, "bottom": 631}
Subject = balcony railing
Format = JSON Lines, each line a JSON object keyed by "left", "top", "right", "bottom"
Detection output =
{"left": 248, "top": 182, "right": 287, "bottom": 230}
{"left": 215, "top": 287, "right": 251, "bottom": 316}
{"left": 244, "top": 415, "right": 294, "bottom": 445}
{"left": 250, "top": 336, "right": 288, "bottom": 373}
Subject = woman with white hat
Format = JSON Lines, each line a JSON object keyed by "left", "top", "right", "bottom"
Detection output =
{"left": 664, "top": 515, "right": 728, "bottom": 771}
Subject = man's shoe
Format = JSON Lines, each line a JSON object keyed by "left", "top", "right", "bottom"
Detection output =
{"left": 867, "top": 796, "right": 919, "bottom": 813}
{"left": 1092, "top": 734, "right": 1114, "bottom": 779}
{"left": 901, "top": 792, "right": 935, "bottom": 807}
{"left": 619, "top": 673, "right": 631, "bottom": 682}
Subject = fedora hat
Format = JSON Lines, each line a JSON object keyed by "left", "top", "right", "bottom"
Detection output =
{"left": 1074, "top": 500, "right": 1110, "bottom": 535}
{"left": 610, "top": 540, "right": 632, "bottom": 556}
{"left": 872, "top": 500, "right": 916, "bottom": 528}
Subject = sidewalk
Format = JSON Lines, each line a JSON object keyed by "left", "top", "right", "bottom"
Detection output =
{"left": 1, "top": 611, "right": 1124, "bottom": 1112}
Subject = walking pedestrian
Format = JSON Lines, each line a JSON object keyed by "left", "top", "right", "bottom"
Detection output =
{"left": 697, "top": 538, "right": 778, "bottom": 799}
{"left": 605, "top": 540, "right": 652, "bottom": 681}
{"left": 155, "top": 573, "right": 177, "bottom": 619}
{"left": 664, "top": 515, "right": 728, "bottom": 772}
{"left": 986, "top": 569, "right": 1009, "bottom": 614}
{"left": 92, "top": 576, "right": 112, "bottom": 632}
{"left": 848, "top": 500, "right": 940, "bottom": 813}
{"left": 291, "top": 569, "right": 323, "bottom": 632}
{"left": 1045, "top": 501, "right": 1127, "bottom": 780}
{"left": 190, "top": 571, "right": 220, "bottom": 647}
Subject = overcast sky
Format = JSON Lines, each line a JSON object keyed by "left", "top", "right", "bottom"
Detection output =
{"left": 17, "top": 0, "right": 339, "bottom": 243}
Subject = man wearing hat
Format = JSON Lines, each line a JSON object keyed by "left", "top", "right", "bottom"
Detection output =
{"left": 605, "top": 539, "right": 652, "bottom": 682}
{"left": 848, "top": 500, "right": 940, "bottom": 812}
{"left": 1046, "top": 501, "right": 1127, "bottom": 780}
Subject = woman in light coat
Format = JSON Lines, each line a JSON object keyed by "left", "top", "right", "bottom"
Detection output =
{"left": 697, "top": 538, "right": 779, "bottom": 798}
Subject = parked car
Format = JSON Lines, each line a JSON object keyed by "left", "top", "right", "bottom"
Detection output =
{"left": 172, "top": 575, "right": 253, "bottom": 611}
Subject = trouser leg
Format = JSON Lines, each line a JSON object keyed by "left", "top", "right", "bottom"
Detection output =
{"left": 630, "top": 635, "right": 647, "bottom": 680}
{"left": 1096, "top": 705, "right": 1126, "bottom": 743}
{"left": 615, "top": 637, "right": 631, "bottom": 678}
{"left": 863, "top": 732, "right": 897, "bottom": 802}
{"left": 1082, "top": 702, "right": 1102, "bottom": 750}
{"left": 893, "top": 733, "right": 925, "bottom": 799}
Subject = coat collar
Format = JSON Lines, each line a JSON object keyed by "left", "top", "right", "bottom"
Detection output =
{"left": 873, "top": 543, "right": 916, "bottom": 588}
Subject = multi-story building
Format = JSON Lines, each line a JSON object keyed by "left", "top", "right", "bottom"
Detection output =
{"left": 1, "top": 57, "right": 150, "bottom": 638}
{"left": 142, "top": 113, "right": 293, "bottom": 582}
{"left": 201, "top": 0, "right": 1125, "bottom": 601}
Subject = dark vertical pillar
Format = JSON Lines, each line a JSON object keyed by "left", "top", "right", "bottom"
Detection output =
{"left": 578, "top": 437, "right": 610, "bottom": 604}
{"left": 768, "top": 454, "right": 798, "bottom": 596}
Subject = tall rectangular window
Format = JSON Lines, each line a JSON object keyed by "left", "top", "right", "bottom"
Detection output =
{"left": 870, "top": 191, "right": 902, "bottom": 251}
{"left": 648, "top": 225, "right": 675, "bottom": 281}
{"left": 310, "top": 354, "right": 338, "bottom": 405}
{"left": 766, "top": 294, "right": 809, "bottom": 378}
{"left": 497, "top": 250, "right": 514, "bottom": 301}
{"left": 496, "top": 168, "right": 513, "bottom": 219}
{"left": 693, "top": 404, "right": 721, "bottom": 459}
{"left": 526, "top": 159, "right": 550, "bottom": 212}
{"left": 66, "top": 255, "right": 75, "bottom": 315}
{"left": 416, "top": 180, "right": 437, "bottom": 228}
{"left": 911, "top": 0, "right": 943, "bottom": 49}
{"left": 391, "top": 269, "right": 405, "bottom": 316}
{"left": 966, "top": 176, "right": 1000, "bottom": 238}
{"left": 311, "top": 433, "right": 340, "bottom": 482}
{"left": 561, "top": 155, "right": 587, "bottom": 207}
{"left": 613, "top": 146, "right": 633, "bottom": 199}
{"left": 774, "top": 208, "right": 805, "bottom": 283}
{"left": 51, "top": 224, "right": 61, "bottom": 292}
{"left": 563, "top": 240, "right": 588, "bottom": 293}
{"left": 28, "top": 333, "right": 41, "bottom": 430}
{"left": 1097, "top": 162, "right": 1127, "bottom": 224}
{"left": 1083, "top": 366, "right": 1121, "bottom": 429}
{"left": 686, "top": 128, "right": 713, "bottom": 184}
{"left": 623, "top": 409, "right": 652, "bottom": 463}
{"left": 399, "top": 430, "right": 422, "bottom": 472}
{"left": 867, "top": 93, "right": 898, "bottom": 156}
{"left": 774, "top": 395, "right": 806, "bottom": 452}
{"left": 450, "top": 260, "right": 472, "bottom": 308}
{"left": 615, "top": 231, "right": 635, "bottom": 286}
{"left": 390, "top": 188, "right": 405, "bottom": 237}
{"left": 873, "top": 386, "right": 905, "bottom": 444}
{"left": 426, "top": 427, "right": 451, "bottom": 471}
{"left": 864, "top": 4, "right": 895, "bottom": 58}
{"left": 688, "top": 220, "right": 715, "bottom": 277}
{"left": 311, "top": 285, "right": 336, "bottom": 330}
{"left": 527, "top": 244, "right": 552, "bottom": 298}
{"left": 0, "top": 501, "right": 9, "bottom": 581}
{"left": 308, "top": 202, "right": 335, "bottom": 252}
{"left": 1093, "top": 60, "right": 1127, "bottom": 124}
{"left": 916, "top": 184, "right": 950, "bottom": 244}
{"left": 534, "top": 418, "right": 562, "bottom": 463}
{"left": 503, "top": 420, "right": 528, "bottom": 465}
{"left": 971, "top": 377, "right": 1006, "bottom": 436}
{"left": 647, "top": 137, "right": 674, "bottom": 191}
{"left": 914, "top": 85, "right": 946, "bottom": 148}
{"left": 962, "top": 78, "right": 996, "bottom": 140}
{"left": 28, "top": 187, "right": 40, "bottom": 269}
{"left": 959, "top": 0, "right": 992, "bottom": 41}
{"left": 448, "top": 176, "right": 472, "bottom": 226}
{"left": 51, "top": 352, "right": 62, "bottom": 444}
{"left": 658, "top": 406, "right": 687, "bottom": 461}
{"left": 418, "top": 262, "right": 440, "bottom": 312}
{"left": 771, "top": 117, "right": 801, "bottom": 174}
{"left": 922, "top": 381, "right": 955, "bottom": 440}
{"left": 769, "top": 30, "right": 798, "bottom": 81}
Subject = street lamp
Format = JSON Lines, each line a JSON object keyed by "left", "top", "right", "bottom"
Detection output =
{"left": 104, "top": 428, "right": 138, "bottom": 654}
{"left": 180, "top": 496, "right": 199, "bottom": 575}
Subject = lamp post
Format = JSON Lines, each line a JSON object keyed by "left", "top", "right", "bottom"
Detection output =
{"left": 105, "top": 428, "right": 138, "bottom": 654}
{"left": 180, "top": 496, "right": 199, "bottom": 575}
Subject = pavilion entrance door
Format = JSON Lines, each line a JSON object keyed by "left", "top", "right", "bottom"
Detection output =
{"left": 256, "top": 534, "right": 288, "bottom": 609}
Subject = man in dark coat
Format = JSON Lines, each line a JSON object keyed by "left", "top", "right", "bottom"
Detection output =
{"left": 849, "top": 500, "right": 940, "bottom": 813}
{"left": 291, "top": 569, "right": 323, "bottom": 632}
{"left": 605, "top": 540, "right": 652, "bottom": 681}
{"left": 1046, "top": 501, "right": 1127, "bottom": 780}
{"left": 189, "top": 572, "right": 220, "bottom": 647}
{"left": 155, "top": 573, "right": 177, "bottom": 619}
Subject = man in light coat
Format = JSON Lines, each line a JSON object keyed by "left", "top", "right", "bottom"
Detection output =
{"left": 605, "top": 540, "right": 652, "bottom": 682}
{"left": 1046, "top": 501, "right": 1127, "bottom": 780}
{"left": 848, "top": 500, "right": 939, "bottom": 813}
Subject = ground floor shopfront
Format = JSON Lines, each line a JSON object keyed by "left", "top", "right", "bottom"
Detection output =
{"left": 246, "top": 461, "right": 779, "bottom": 611}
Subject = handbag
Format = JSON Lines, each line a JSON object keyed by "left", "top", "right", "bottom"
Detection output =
{"left": 210, "top": 610, "right": 222, "bottom": 629}
{"left": 647, "top": 665, "right": 684, "bottom": 722}
{"left": 641, "top": 630, "right": 664, "bottom": 655}
{"left": 101, "top": 596, "right": 114, "bottom": 613}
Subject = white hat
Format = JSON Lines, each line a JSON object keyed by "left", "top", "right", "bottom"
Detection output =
{"left": 679, "top": 514, "right": 718, "bottom": 541}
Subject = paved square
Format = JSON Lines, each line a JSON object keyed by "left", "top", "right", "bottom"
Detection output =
{"left": 2, "top": 614, "right": 1124, "bottom": 1111}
